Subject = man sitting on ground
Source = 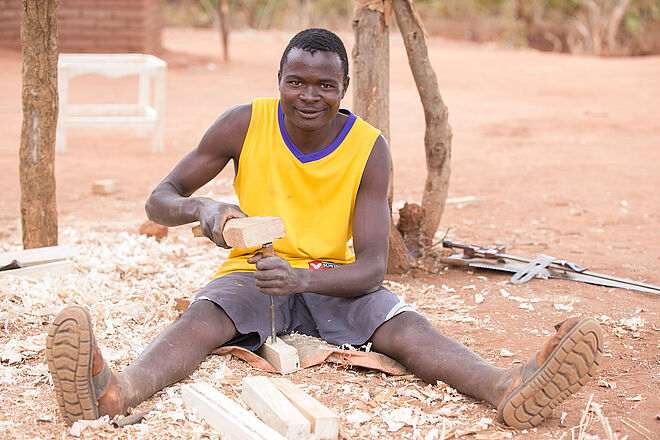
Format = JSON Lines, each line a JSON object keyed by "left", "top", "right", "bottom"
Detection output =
{"left": 46, "top": 28, "right": 603, "bottom": 430}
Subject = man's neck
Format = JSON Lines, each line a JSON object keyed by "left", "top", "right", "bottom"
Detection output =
{"left": 283, "top": 113, "right": 347, "bottom": 155}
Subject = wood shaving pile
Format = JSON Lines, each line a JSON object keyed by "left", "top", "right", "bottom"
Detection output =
{"left": 0, "top": 226, "right": 501, "bottom": 439}
{"left": 0, "top": 226, "right": 633, "bottom": 439}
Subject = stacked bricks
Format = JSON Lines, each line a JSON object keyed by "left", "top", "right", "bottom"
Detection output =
{"left": 0, "top": 0, "right": 163, "bottom": 54}
{"left": 0, "top": 0, "right": 21, "bottom": 50}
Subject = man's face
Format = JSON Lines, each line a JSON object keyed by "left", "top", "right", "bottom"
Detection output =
{"left": 278, "top": 48, "right": 348, "bottom": 132}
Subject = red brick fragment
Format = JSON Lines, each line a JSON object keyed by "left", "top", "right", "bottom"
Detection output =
{"left": 139, "top": 220, "right": 168, "bottom": 241}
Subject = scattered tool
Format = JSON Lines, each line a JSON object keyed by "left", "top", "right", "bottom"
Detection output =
{"left": 193, "top": 216, "right": 300, "bottom": 373}
{"left": 111, "top": 407, "right": 153, "bottom": 428}
{"left": 441, "top": 240, "right": 660, "bottom": 295}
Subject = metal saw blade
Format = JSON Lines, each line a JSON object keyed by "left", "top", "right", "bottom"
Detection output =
{"left": 468, "top": 261, "right": 552, "bottom": 278}
{"left": 548, "top": 270, "right": 659, "bottom": 294}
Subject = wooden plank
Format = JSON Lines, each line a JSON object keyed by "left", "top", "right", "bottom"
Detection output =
{"left": 0, "top": 260, "right": 73, "bottom": 278}
{"left": 181, "top": 382, "right": 286, "bottom": 440}
{"left": 270, "top": 378, "right": 338, "bottom": 440}
{"left": 191, "top": 216, "right": 286, "bottom": 248}
{"left": 92, "top": 179, "right": 117, "bottom": 195}
{"left": 222, "top": 216, "right": 285, "bottom": 248}
{"left": 0, "top": 245, "right": 73, "bottom": 268}
{"left": 256, "top": 337, "right": 300, "bottom": 374}
{"left": 242, "top": 376, "right": 310, "bottom": 440}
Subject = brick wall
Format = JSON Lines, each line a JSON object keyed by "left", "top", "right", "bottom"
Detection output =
{"left": 0, "top": 0, "right": 163, "bottom": 53}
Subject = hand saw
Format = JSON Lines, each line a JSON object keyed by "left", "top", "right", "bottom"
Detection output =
{"left": 441, "top": 240, "right": 660, "bottom": 295}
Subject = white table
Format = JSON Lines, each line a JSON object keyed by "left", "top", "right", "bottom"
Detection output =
{"left": 57, "top": 54, "right": 167, "bottom": 153}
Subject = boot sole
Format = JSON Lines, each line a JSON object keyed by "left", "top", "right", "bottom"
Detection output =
{"left": 499, "top": 318, "right": 603, "bottom": 429}
{"left": 46, "top": 306, "right": 99, "bottom": 425}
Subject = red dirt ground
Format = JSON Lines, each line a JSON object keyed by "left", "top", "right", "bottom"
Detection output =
{"left": 0, "top": 28, "right": 658, "bottom": 439}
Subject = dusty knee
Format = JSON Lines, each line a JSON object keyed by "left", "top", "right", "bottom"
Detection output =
{"left": 370, "top": 311, "right": 435, "bottom": 358}
{"left": 177, "top": 300, "right": 237, "bottom": 348}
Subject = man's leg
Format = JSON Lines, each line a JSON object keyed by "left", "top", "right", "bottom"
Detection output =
{"left": 47, "top": 300, "right": 238, "bottom": 424}
{"left": 370, "top": 311, "right": 513, "bottom": 405}
{"left": 370, "top": 311, "right": 602, "bottom": 428}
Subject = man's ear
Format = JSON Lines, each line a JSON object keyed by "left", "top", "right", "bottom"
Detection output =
{"left": 277, "top": 70, "right": 282, "bottom": 85}
{"left": 341, "top": 76, "right": 350, "bottom": 98}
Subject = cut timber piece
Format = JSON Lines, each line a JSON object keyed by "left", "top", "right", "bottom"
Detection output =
{"left": 242, "top": 376, "right": 310, "bottom": 440}
{"left": 223, "top": 216, "right": 285, "bottom": 248}
{"left": 270, "top": 378, "right": 338, "bottom": 440}
{"left": 181, "top": 382, "right": 286, "bottom": 440}
{"left": 0, "top": 245, "right": 73, "bottom": 268}
{"left": 256, "top": 337, "right": 300, "bottom": 374}
{"left": 0, "top": 260, "right": 74, "bottom": 278}
{"left": 92, "top": 179, "right": 117, "bottom": 195}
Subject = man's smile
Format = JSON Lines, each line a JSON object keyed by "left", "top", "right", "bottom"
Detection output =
{"left": 295, "top": 107, "right": 324, "bottom": 118}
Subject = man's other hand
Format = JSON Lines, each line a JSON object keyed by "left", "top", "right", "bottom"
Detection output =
{"left": 249, "top": 254, "right": 307, "bottom": 296}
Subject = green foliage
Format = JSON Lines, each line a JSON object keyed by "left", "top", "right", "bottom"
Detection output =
{"left": 164, "top": 0, "right": 659, "bottom": 45}
{"left": 416, "top": 0, "right": 511, "bottom": 17}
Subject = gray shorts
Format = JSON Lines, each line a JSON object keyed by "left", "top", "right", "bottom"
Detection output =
{"left": 193, "top": 272, "right": 415, "bottom": 351}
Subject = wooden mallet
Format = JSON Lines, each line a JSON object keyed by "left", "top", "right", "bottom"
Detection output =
{"left": 192, "top": 216, "right": 285, "bottom": 343}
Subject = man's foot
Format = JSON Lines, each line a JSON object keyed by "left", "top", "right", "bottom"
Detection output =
{"left": 497, "top": 317, "right": 603, "bottom": 429}
{"left": 46, "top": 306, "right": 124, "bottom": 425}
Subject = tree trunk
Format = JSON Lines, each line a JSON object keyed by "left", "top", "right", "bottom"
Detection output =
{"left": 300, "top": 0, "right": 311, "bottom": 28}
{"left": 237, "top": 0, "right": 256, "bottom": 29}
{"left": 20, "top": 0, "right": 59, "bottom": 249}
{"left": 352, "top": 0, "right": 410, "bottom": 274}
{"left": 218, "top": 0, "right": 230, "bottom": 62}
{"left": 393, "top": 0, "right": 452, "bottom": 247}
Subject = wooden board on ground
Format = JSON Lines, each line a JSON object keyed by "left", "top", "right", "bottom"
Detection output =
{"left": 242, "top": 376, "right": 310, "bottom": 440}
{"left": 256, "top": 337, "right": 300, "bottom": 374}
{"left": 92, "top": 179, "right": 117, "bottom": 195}
{"left": 181, "top": 382, "right": 286, "bottom": 440}
{"left": 0, "top": 260, "right": 74, "bottom": 278}
{"left": 270, "top": 377, "right": 338, "bottom": 440}
{"left": 0, "top": 245, "right": 73, "bottom": 268}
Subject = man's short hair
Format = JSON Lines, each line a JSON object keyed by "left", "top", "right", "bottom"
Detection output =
{"left": 279, "top": 28, "right": 349, "bottom": 81}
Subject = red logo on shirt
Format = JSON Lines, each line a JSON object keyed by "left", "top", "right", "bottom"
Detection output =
{"left": 309, "top": 261, "right": 341, "bottom": 269}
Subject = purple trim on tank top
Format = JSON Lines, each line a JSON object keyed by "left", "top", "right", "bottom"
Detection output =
{"left": 278, "top": 102, "right": 357, "bottom": 164}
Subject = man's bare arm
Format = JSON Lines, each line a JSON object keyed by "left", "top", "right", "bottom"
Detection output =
{"left": 145, "top": 103, "right": 252, "bottom": 247}
{"left": 252, "top": 134, "right": 391, "bottom": 297}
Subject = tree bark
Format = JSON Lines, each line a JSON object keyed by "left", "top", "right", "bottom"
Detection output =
{"left": 352, "top": 0, "right": 410, "bottom": 274}
{"left": 218, "top": 0, "right": 230, "bottom": 62}
{"left": 393, "top": 0, "right": 452, "bottom": 247}
{"left": 352, "top": 2, "right": 390, "bottom": 153}
{"left": 20, "top": 0, "right": 59, "bottom": 249}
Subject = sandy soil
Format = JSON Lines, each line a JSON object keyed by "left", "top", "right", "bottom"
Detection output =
{"left": 0, "top": 27, "right": 658, "bottom": 439}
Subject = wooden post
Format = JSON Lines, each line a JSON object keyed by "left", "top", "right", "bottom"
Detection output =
{"left": 393, "top": 0, "right": 452, "bottom": 247}
{"left": 19, "top": 0, "right": 60, "bottom": 249}
{"left": 352, "top": 0, "right": 410, "bottom": 274}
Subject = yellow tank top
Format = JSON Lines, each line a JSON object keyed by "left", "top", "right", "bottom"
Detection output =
{"left": 213, "top": 97, "right": 380, "bottom": 277}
